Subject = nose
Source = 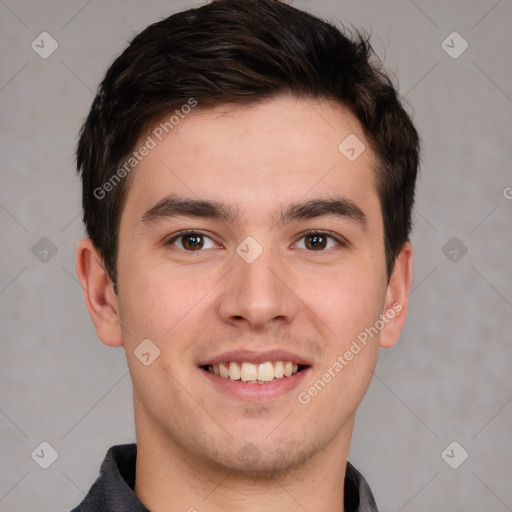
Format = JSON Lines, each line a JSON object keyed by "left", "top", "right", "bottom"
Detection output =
{"left": 216, "top": 243, "right": 299, "bottom": 330}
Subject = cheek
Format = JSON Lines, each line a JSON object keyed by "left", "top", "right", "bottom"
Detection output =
{"left": 117, "top": 257, "right": 217, "bottom": 345}
{"left": 300, "top": 264, "right": 387, "bottom": 344}
{"left": 296, "top": 273, "right": 383, "bottom": 420}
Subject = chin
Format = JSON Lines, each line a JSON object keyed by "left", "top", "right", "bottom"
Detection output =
{"left": 198, "top": 434, "right": 323, "bottom": 478}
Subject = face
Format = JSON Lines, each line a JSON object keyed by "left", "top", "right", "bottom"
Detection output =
{"left": 92, "top": 95, "right": 409, "bottom": 475}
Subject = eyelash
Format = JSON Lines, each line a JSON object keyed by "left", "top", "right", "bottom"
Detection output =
{"left": 166, "top": 229, "right": 347, "bottom": 252}
{"left": 295, "top": 229, "right": 347, "bottom": 250}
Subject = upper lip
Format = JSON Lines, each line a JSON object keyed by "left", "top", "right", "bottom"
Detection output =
{"left": 198, "top": 349, "right": 312, "bottom": 367}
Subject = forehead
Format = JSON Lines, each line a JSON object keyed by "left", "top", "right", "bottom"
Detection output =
{"left": 120, "top": 95, "right": 381, "bottom": 230}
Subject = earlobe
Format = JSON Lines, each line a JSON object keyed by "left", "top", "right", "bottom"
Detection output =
{"left": 75, "top": 237, "right": 123, "bottom": 347}
{"left": 379, "top": 242, "right": 413, "bottom": 349}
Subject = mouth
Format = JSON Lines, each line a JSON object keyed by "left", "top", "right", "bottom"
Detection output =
{"left": 197, "top": 350, "right": 312, "bottom": 400}
{"left": 201, "top": 361, "right": 309, "bottom": 384}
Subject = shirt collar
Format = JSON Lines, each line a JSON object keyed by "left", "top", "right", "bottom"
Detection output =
{"left": 71, "top": 443, "right": 378, "bottom": 512}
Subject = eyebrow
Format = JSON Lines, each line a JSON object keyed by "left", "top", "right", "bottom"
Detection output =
{"left": 140, "top": 193, "right": 367, "bottom": 228}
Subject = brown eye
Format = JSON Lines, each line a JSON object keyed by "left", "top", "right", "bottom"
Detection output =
{"left": 167, "top": 231, "right": 217, "bottom": 251}
{"left": 181, "top": 234, "right": 204, "bottom": 250}
{"left": 295, "top": 231, "right": 341, "bottom": 251}
{"left": 305, "top": 233, "right": 327, "bottom": 250}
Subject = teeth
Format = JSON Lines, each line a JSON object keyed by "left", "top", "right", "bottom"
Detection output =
{"left": 219, "top": 362, "right": 229, "bottom": 378}
{"left": 257, "top": 362, "right": 275, "bottom": 382}
{"left": 274, "top": 361, "right": 284, "bottom": 379}
{"left": 229, "top": 361, "right": 241, "bottom": 380}
{"left": 206, "top": 361, "right": 303, "bottom": 383}
{"left": 240, "top": 362, "right": 258, "bottom": 382}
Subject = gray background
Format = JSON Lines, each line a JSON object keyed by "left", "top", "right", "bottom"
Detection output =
{"left": 1, "top": 0, "right": 511, "bottom": 510}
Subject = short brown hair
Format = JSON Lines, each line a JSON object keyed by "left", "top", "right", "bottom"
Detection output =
{"left": 77, "top": 0, "right": 419, "bottom": 290}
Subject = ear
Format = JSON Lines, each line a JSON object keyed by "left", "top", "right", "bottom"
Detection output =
{"left": 75, "top": 237, "right": 123, "bottom": 347}
{"left": 379, "top": 241, "right": 413, "bottom": 349}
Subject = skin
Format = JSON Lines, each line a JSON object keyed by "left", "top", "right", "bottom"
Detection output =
{"left": 76, "top": 95, "right": 413, "bottom": 512}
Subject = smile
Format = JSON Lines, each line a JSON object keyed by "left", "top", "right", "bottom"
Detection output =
{"left": 203, "top": 361, "right": 307, "bottom": 384}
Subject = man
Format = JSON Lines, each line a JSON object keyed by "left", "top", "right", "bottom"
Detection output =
{"left": 72, "top": 0, "right": 418, "bottom": 510}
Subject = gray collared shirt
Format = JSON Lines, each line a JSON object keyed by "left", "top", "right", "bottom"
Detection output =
{"left": 70, "top": 443, "right": 379, "bottom": 511}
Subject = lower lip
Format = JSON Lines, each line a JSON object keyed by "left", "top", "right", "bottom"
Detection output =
{"left": 200, "top": 367, "right": 311, "bottom": 400}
